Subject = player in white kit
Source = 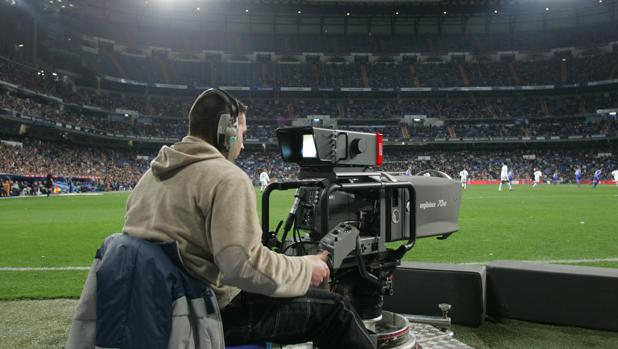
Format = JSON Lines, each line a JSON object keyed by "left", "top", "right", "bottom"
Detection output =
{"left": 459, "top": 169, "right": 469, "bottom": 189}
{"left": 532, "top": 168, "right": 543, "bottom": 189}
{"left": 498, "top": 163, "right": 512, "bottom": 191}
{"left": 259, "top": 168, "right": 270, "bottom": 192}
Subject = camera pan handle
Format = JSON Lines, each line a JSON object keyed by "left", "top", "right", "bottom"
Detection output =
{"left": 261, "top": 180, "right": 325, "bottom": 247}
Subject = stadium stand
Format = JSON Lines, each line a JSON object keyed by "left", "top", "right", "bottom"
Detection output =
{"left": 0, "top": 0, "right": 616, "bottom": 195}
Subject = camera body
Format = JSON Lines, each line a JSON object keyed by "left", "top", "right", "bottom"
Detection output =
{"left": 262, "top": 127, "right": 462, "bottom": 319}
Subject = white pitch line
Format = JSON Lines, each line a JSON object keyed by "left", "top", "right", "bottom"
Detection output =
{"left": 0, "top": 192, "right": 104, "bottom": 200}
{"left": 2, "top": 257, "right": 618, "bottom": 271}
{"left": 0, "top": 266, "right": 90, "bottom": 271}
{"left": 461, "top": 257, "right": 618, "bottom": 265}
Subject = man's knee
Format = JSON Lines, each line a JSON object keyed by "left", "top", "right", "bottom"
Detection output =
{"left": 305, "top": 289, "right": 357, "bottom": 321}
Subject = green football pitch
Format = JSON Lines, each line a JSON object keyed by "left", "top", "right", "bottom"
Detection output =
{"left": 0, "top": 184, "right": 617, "bottom": 299}
{"left": 1, "top": 184, "right": 618, "bottom": 349}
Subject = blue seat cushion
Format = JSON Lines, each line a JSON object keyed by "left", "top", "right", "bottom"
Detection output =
{"left": 226, "top": 343, "right": 271, "bottom": 349}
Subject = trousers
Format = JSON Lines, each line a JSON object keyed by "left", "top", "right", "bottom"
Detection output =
{"left": 221, "top": 288, "right": 377, "bottom": 349}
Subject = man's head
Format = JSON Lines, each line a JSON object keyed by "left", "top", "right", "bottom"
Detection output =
{"left": 188, "top": 89, "right": 248, "bottom": 161}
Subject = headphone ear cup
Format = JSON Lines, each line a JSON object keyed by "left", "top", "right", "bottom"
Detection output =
{"left": 217, "top": 113, "right": 231, "bottom": 150}
{"left": 226, "top": 125, "right": 238, "bottom": 147}
{"left": 217, "top": 112, "right": 239, "bottom": 152}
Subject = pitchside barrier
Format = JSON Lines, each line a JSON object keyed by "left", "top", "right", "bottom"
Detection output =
{"left": 486, "top": 261, "right": 618, "bottom": 331}
{"left": 384, "top": 261, "right": 618, "bottom": 331}
{"left": 383, "top": 262, "right": 487, "bottom": 327}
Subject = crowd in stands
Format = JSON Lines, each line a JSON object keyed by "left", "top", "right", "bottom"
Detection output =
{"left": 408, "top": 119, "right": 616, "bottom": 140}
{"left": 2, "top": 85, "right": 616, "bottom": 141}
{"left": 3, "top": 55, "right": 618, "bottom": 125}
{"left": 0, "top": 139, "right": 148, "bottom": 195}
{"left": 0, "top": 94, "right": 188, "bottom": 138}
{"left": 2, "top": 58, "right": 618, "bottom": 132}
{"left": 72, "top": 52, "right": 618, "bottom": 88}
{"left": 2, "top": 137, "right": 614, "bottom": 198}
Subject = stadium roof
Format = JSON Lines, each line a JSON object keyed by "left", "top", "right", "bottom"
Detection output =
{"left": 8, "top": 0, "right": 613, "bottom": 36}
{"left": 33, "top": 0, "right": 607, "bottom": 16}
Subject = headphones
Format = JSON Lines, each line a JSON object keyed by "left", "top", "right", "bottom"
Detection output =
{"left": 199, "top": 88, "right": 241, "bottom": 155}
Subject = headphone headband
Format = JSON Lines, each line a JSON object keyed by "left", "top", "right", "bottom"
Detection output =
{"left": 204, "top": 88, "right": 240, "bottom": 121}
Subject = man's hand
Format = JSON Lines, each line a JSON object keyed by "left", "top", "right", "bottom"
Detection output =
{"left": 304, "top": 250, "right": 330, "bottom": 287}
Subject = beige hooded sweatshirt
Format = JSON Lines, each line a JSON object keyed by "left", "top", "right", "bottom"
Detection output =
{"left": 123, "top": 136, "right": 312, "bottom": 309}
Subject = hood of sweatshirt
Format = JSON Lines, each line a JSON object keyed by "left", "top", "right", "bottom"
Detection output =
{"left": 151, "top": 136, "right": 224, "bottom": 178}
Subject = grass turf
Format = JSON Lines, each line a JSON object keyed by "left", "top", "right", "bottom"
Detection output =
{"left": 1, "top": 299, "right": 617, "bottom": 349}
{"left": 0, "top": 184, "right": 617, "bottom": 348}
{"left": 1, "top": 185, "right": 617, "bottom": 300}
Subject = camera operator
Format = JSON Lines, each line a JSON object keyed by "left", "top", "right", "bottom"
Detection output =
{"left": 122, "top": 89, "right": 376, "bottom": 349}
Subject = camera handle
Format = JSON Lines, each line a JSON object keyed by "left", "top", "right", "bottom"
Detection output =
{"left": 261, "top": 179, "right": 327, "bottom": 248}
{"left": 355, "top": 236, "right": 379, "bottom": 286}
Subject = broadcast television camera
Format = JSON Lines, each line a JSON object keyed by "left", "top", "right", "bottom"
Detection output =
{"left": 261, "top": 127, "right": 462, "bottom": 322}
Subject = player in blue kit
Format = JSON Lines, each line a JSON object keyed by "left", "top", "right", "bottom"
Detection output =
{"left": 593, "top": 169, "right": 602, "bottom": 189}
{"left": 552, "top": 171, "right": 559, "bottom": 185}
{"left": 575, "top": 168, "right": 582, "bottom": 187}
